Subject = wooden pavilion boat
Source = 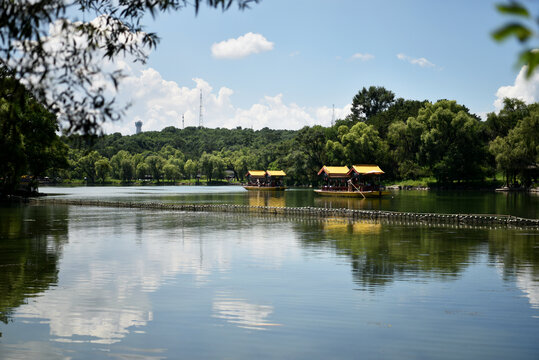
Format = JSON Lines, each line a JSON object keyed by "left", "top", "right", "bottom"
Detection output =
{"left": 243, "top": 170, "right": 287, "bottom": 191}
{"left": 347, "top": 164, "right": 391, "bottom": 197}
{"left": 314, "top": 165, "right": 350, "bottom": 192}
{"left": 314, "top": 164, "right": 391, "bottom": 198}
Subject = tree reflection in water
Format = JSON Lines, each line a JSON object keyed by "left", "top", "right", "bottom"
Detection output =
{"left": 296, "top": 219, "right": 539, "bottom": 290}
{"left": 0, "top": 206, "right": 537, "bottom": 359}
{"left": 0, "top": 204, "right": 68, "bottom": 324}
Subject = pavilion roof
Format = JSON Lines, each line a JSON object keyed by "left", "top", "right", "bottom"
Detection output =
{"left": 317, "top": 166, "right": 350, "bottom": 177}
{"left": 266, "top": 170, "right": 286, "bottom": 177}
{"left": 246, "top": 170, "right": 266, "bottom": 178}
{"left": 348, "top": 164, "right": 385, "bottom": 175}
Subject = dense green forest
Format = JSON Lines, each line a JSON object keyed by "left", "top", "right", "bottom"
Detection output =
{"left": 0, "top": 69, "right": 68, "bottom": 195}
{"left": 50, "top": 87, "right": 538, "bottom": 188}
{"left": 1, "top": 0, "right": 537, "bottom": 196}
{"left": 1, "top": 79, "right": 538, "bottom": 194}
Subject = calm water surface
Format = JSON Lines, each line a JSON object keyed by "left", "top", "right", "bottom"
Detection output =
{"left": 40, "top": 185, "right": 539, "bottom": 218}
{"left": 0, "top": 200, "right": 538, "bottom": 359}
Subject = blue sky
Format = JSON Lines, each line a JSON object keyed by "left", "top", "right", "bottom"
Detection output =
{"left": 98, "top": 0, "right": 538, "bottom": 134}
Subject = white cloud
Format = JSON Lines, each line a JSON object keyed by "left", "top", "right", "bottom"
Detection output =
{"left": 351, "top": 52, "right": 374, "bottom": 61}
{"left": 211, "top": 32, "right": 274, "bottom": 59}
{"left": 61, "top": 21, "right": 347, "bottom": 134}
{"left": 494, "top": 66, "right": 539, "bottom": 110}
{"left": 20, "top": 16, "right": 349, "bottom": 135}
{"left": 397, "top": 53, "right": 435, "bottom": 68}
{"left": 229, "top": 94, "right": 314, "bottom": 130}
{"left": 103, "top": 66, "right": 351, "bottom": 134}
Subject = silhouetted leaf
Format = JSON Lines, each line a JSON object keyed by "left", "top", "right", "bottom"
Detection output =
{"left": 496, "top": 2, "right": 530, "bottom": 17}
{"left": 519, "top": 49, "right": 539, "bottom": 77}
{"left": 492, "top": 22, "right": 533, "bottom": 42}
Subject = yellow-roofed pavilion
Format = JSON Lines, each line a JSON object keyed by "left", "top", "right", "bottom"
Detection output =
{"left": 315, "top": 164, "right": 391, "bottom": 198}
{"left": 244, "top": 170, "right": 287, "bottom": 191}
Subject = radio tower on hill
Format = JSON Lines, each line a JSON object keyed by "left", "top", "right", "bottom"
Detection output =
{"left": 198, "top": 90, "right": 203, "bottom": 128}
{"left": 331, "top": 104, "right": 335, "bottom": 127}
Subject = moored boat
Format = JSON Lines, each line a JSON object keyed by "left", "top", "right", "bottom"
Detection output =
{"left": 243, "top": 170, "right": 287, "bottom": 191}
{"left": 315, "top": 164, "right": 390, "bottom": 198}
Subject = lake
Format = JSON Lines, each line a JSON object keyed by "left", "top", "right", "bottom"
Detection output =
{"left": 0, "top": 187, "right": 538, "bottom": 359}
{"left": 39, "top": 185, "right": 539, "bottom": 218}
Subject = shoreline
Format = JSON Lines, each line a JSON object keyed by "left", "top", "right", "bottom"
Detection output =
{"left": 34, "top": 181, "right": 539, "bottom": 193}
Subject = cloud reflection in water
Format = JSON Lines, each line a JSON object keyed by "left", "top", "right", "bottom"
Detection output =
{"left": 212, "top": 292, "right": 281, "bottom": 331}
{"left": 12, "top": 208, "right": 294, "bottom": 344}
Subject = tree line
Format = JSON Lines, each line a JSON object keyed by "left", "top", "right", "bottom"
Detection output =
{"left": 52, "top": 87, "right": 538, "bottom": 188}
{"left": 1, "top": 0, "right": 537, "bottom": 195}
{"left": 1, "top": 81, "right": 538, "bottom": 194}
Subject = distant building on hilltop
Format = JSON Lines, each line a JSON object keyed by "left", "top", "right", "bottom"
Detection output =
{"left": 135, "top": 121, "right": 143, "bottom": 134}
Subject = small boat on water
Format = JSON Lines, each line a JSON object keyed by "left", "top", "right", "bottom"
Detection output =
{"left": 243, "top": 170, "right": 287, "bottom": 191}
{"left": 314, "top": 164, "right": 391, "bottom": 198}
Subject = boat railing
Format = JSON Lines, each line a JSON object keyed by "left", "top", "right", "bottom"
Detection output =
{"left": 322, "top": 185, "right": 349, "bottom": 191}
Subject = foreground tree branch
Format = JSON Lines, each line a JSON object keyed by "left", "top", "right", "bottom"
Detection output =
{"left": 0, "top": 0, "right": 258, "bottom": 135}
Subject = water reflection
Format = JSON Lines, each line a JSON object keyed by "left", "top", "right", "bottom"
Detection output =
{"left": 516, "top": 268, "right": 539, "bottom": 310}
{"left": 322, "top": 219, "right": 382, "bottom": 235}
{"left": 41, "top": 186, "right": 539, "bottom": 218}
{"left": 0, "top": 204, "right": 68, "bottom": 325}
{"left": 7, "top": 208, "right": 225, "bottom": 344}
{"left": 212, "top": 292, "right": 281, "bottom": 330}
{"left": 247, "top": 191, "right": 286, "bottom": 208}
{"left": 1, "top": 205, "right": 538, "bottom": 359}
{"left": 487, "top": 229, "right": 539, "bottom": 309}
{"left": 1, "top": 208, "right": 302, "bottom": 345}
{"left": 314, "top": 196, "right": 391, "bottom": 211}
{"left": 297, "top": 219, "right": 539, "bottom": 290}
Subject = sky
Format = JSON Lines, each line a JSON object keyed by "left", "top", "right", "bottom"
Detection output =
{"left": 92, "top": 0, "right": 539, "bottom": 135}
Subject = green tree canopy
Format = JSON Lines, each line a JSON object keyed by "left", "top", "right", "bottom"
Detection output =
{"left": 294, "top": 126, "right": 329, "bottom": 183}
{"left": 351, "top": 86, "right": 395, "bottom": 122}
{"left": 145, "top": 155, "right": 165, "bottom": 182}
{"left": 119, "top": 158, "right": 136, "bottom": 182}
{"left": 77, "top": 151, "right": 102, "bottom": 183}
{"left": 0, "top": 70, "right": 67, "bottom": 195}
{"left": 415, "top": 100, "right": 489, "bottom": 182}
{"left": 485, "top": 98, "right": 530, "bottom": 139}
{"left": 489, "top": 104, "right": 539, "bottom": 186}
{"left": 95, "top": 158, "right": 111, "bottom": 183}
{"left": 367, "top": 98, "right": 427, "bottom": 138}
{"left": 387, "top": 117, "right": 429, "bottom": 179}
{"left": 184, "top": 159, "right": 198, "bottom": 179}
{"left": 110, "top": 150, "right": 136, "bottom": 182}
{"left": 136, "top": 162, "right": 150, "bottom": 180}
{"left": 163, "top": 163, "right": 181, "bottom": 182}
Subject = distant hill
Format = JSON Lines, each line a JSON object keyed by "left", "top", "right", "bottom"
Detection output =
{"left": 64, "top": 126, "right": 298, "bottom": 158}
